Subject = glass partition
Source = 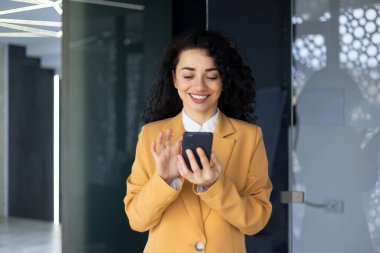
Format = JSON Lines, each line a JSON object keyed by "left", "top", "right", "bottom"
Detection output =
{"left": 291, "top": 0, "right": 380, "bottom": 252}
{"left": 62, "top": 1, "right": 171, "bottom": 252}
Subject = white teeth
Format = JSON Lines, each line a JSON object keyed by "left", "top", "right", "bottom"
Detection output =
{"left": 190, "top": 94, "right": 207, "bottom": 99}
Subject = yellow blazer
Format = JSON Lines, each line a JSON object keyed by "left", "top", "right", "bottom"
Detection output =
{"left": 124, "top": 112, "right": 272, "bottom": 253}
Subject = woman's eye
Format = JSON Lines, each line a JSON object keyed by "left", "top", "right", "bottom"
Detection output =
{"left": 206, "top": 76, "right": 218, "bottom": 80}
{"left": 184, "top": 76, "right": 193, "bottom": 79}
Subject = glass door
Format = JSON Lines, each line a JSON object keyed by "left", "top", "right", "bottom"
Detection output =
{"left": 62, "top": 1, "right": 172, "bottom": 252}
{"left": 291, "top": 0, "right": 380, "bottom": 252}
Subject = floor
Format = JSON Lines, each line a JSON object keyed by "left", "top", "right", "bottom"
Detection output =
{"left": 0, "top": 217, "right": 61, "bottom": 253}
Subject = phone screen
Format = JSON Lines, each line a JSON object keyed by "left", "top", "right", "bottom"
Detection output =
{"left": 182, "top": 132, "right": 213, "bottom": 171}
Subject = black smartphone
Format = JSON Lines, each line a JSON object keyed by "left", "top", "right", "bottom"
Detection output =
{"left": 182, "top": 132, "right": 213, "bottom": 171}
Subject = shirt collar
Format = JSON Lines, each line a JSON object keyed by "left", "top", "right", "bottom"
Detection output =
{"left": 182, "top": 109, "right": 219, "bottom": 133}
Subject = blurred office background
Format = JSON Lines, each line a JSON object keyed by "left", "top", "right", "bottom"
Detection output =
{"left": 0, "top": 0, "right": 379, "bottom": 252}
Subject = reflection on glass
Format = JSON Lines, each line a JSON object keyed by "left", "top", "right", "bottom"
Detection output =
{"left": 339, "top": 6, "right": 380, "bottom": 109}
{"left": 293, "top": 34, "right": 327, "bottom": 71}
{"left": 292, "top": 1, "right": 380, "bottom": 253}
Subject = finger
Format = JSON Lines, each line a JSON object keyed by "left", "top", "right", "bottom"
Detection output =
{"left": 177, "top": 155, "right": 193, "bottom": 179}
{"left": 156, "top": 131, "right": 164, "bottom": 151}
{"left": 174, "top": 136, "right": 183, "bottom": 153}
{"left": 196, "top": 147, "right": 215, "bottom": 181}
{"left": 196, "top": 147, "right": 210, "bottom": 170}
{"left": 176, "top": 157, "right": 185, "bottom": 176}
{"left": 150, "top": 141, "right": 158, "bottom": 158}
{"left": 164, "top": 129, "right": 172, "bottom": 148}
{"left": 186, "top": 149, "right": 201, "bottom": 174}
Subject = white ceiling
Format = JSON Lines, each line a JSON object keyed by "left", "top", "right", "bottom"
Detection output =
{"left": 0, "top": 0, "right": 62, "bottom": 75}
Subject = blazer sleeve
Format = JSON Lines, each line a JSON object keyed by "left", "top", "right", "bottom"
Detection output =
{"left": 196, "top": 127, "right": 272, "bottom": 235}
{"left": 124, "top": 127, "right": 182, "bottom": 232}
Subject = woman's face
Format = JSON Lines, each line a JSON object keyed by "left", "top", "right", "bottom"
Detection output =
{"left": 173, "top": 48, "right": 222, "bottom": 122}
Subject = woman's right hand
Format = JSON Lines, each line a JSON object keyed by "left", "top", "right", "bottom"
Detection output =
{"left": 151, "top": 129, "right": 183, "bottom": 184}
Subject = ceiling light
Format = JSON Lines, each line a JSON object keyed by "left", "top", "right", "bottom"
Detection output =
{"left": 0, "top": 18, "right": 61, "bottom": 27}
{"left": 0, "top": 22, "right": 61, "bottom": 37}
{"left": 0, "top": 1, "right": 61, "bottom": 16}
{"left": 0, "top": 32, "right": 44, "bottom": 37}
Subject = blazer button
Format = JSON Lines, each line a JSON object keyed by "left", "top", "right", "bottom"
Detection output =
{"left": 194, "top": 241, "right": 205, "bottom": 251}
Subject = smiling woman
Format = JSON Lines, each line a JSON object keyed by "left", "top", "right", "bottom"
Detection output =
{"left": 142, "top": 30, "right": 258, "bottom": 124}
{"left": 124, "top": 30, "right": 272, "bottom": 253}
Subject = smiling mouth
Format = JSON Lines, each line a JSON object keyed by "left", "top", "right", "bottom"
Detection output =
{"left": 190, "top": 94, "right": 208, "bottom": 99}
{"left": 189, "top": 93, "right": 209, "bottom": 103}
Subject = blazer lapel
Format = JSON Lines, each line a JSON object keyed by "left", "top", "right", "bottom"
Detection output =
{"left": 162, "top": 112, "right": 184, "bottom": 141}
{"left": 212, "top": 112, "right": 237, "bottom": 175}
{"left": 201, "top": 112, "right": 237, "bottom": 221}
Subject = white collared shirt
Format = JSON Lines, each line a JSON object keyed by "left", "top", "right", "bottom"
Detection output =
{"left": 169, "top": 109, "right": 219, "bottom": 192}
{"left": 182, "top": 109, "right": 219, "bottom": 133}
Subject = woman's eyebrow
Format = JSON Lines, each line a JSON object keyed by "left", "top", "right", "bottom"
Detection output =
{"left": 180, "top": 67, "right": 218, "bottom": 71}
{"left": 181, "top": 67, "right": 195, "bottom": 71}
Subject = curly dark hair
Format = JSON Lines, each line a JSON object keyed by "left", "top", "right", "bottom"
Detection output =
{"left": 142, "top": 29, "right": 257, "bottom": 124}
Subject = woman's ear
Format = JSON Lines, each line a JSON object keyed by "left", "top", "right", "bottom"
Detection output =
{"left": 172, "top": 70, "right": 178, "bottom": 88}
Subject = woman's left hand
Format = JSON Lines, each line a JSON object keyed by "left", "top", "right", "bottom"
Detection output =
{"left": 177, "top": 148, "right": 223, "bottom": 188}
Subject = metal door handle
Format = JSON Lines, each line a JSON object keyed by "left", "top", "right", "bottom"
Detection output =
{"left": 280, "top": 191, "right": 305, "bottom": 204}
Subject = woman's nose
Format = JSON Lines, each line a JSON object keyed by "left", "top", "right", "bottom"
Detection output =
{"left": 193, "top": 77, "right": 207, "bottom": 90}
